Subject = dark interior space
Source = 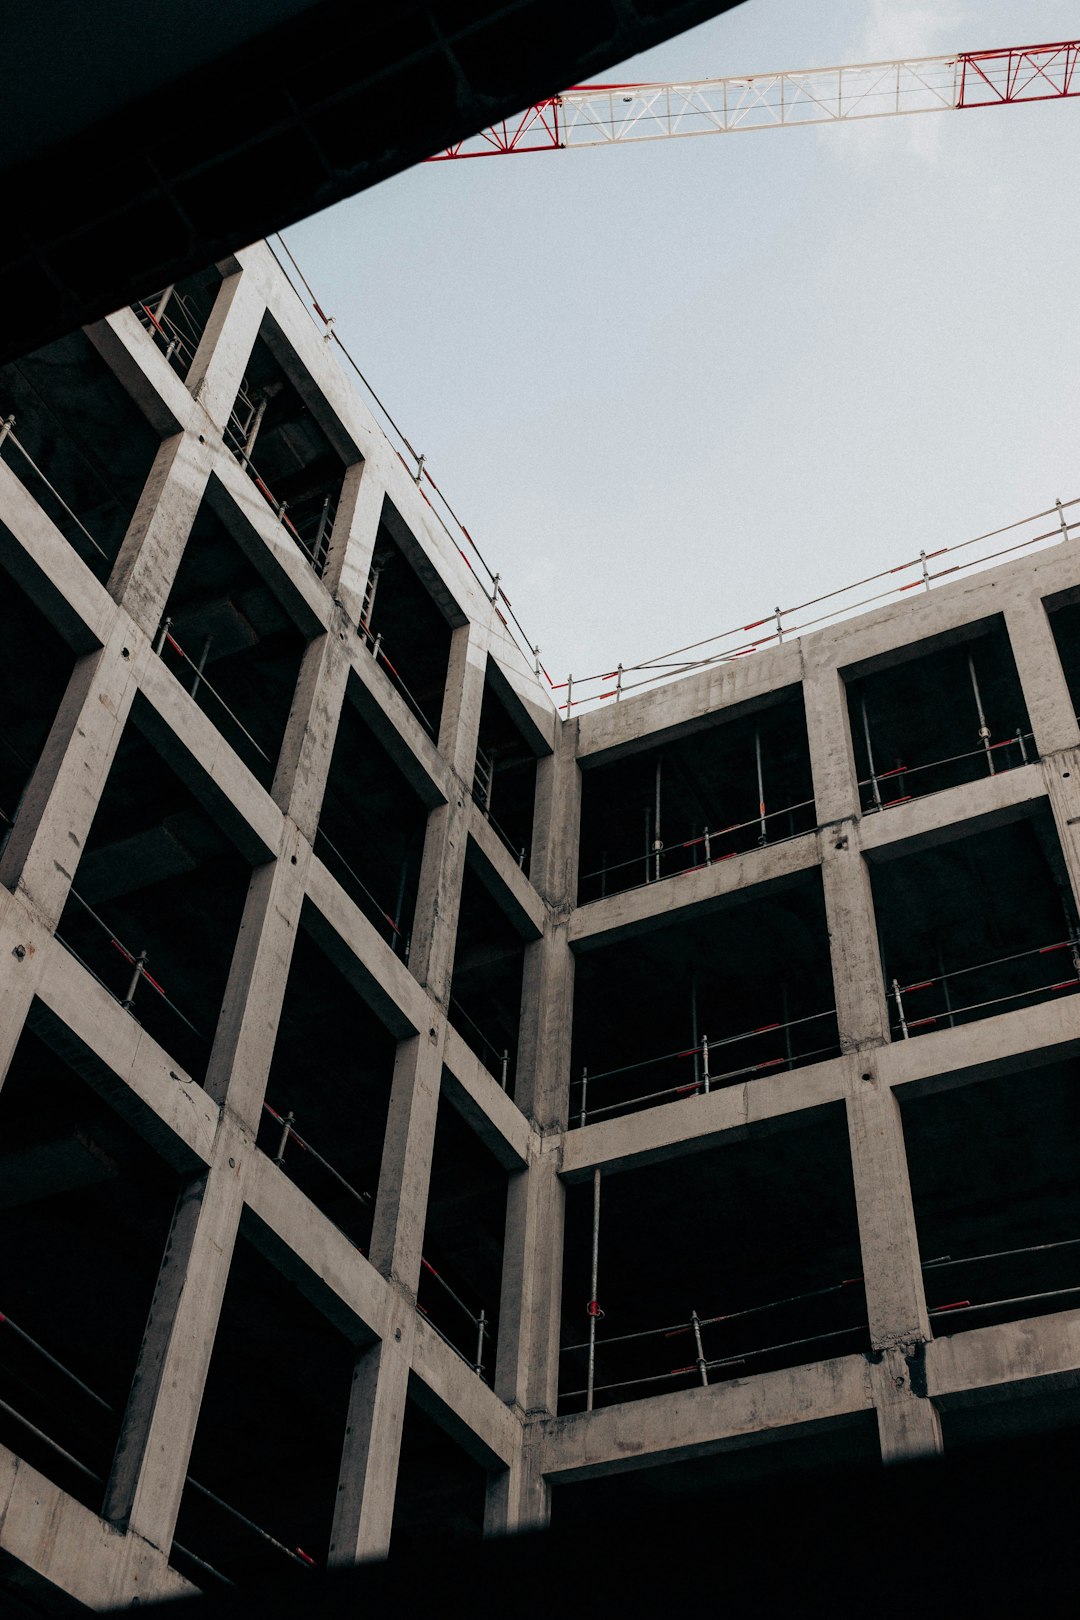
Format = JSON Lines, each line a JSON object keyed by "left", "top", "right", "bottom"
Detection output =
{"left": 0, "top": 329, "right": 161, "bottom": 578}
{"left": 172, "top": 1231, "right": 356, "bottom": 1588}
{"left": 390, "top": 1386, "right": 490, "bottom": 1553}
{"left": 559, "top": 1104, "right": 866, "bottom": 1412}
{"left": 1047, "top": 594, "right": 1080, "bottom": 718}
{"left": 870, "top": 811, "right": 1078, "bottom": 1041}
{"left": 940, "top": 1385, "right": 1080, "bottom": 1451}
{"left": 473, "top": 673, "right": 538, "bottom": 873}
{"left": 569, "top": 871, "right": 838, "bottom": 1126}
{"left": 418, "top": 1093, "right": 507, "bottom": 1379}
{"left": 254, "top": 910, "right": 398, "bottom": 1256}
{"left": 53, "top": 698, "right": 255, "bottom": 1080}
{"left": 0, "top": 566, "right": 76, "bottom": 850}
{"left": 847, "top": 618, "right": 1032, "bottom": 814}
{"left": 357, "top": 520, "right": 454, "bottom": 740}
{"left": 225, "top": 319, "right": 346, "bottom": 578}
{"left": 157, "top": 491, "right": 308, "bottom": 789}
{"left": 131, "top": 267, "right": 224, "bottom": 383}
{"left": 902, "top": 1057, "right": 1080, "bottom": 1338}
{"left": 317, "top": 671, "right": 430, "bottom": 956}
{"left": 105, "top": 1430, "right": 1080, "bottom": 1619}
{"left": 0, "top": 1017, "right": 181, "bottom": 1514}
{"left": 577, "top": 687, "right": 816, "bottom": 905}
{"left": 449, "top": 862, "right": 526, "bottom": 1094}
{"left": 550, "top": 1412, "right": 881, "bottom": 1524}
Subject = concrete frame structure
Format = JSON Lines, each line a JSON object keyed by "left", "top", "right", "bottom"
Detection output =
{"left": 2, "top": 243, "right": 1080, "bottom": 1609}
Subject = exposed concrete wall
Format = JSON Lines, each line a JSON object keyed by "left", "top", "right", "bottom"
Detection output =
{"left": 2, "top": 246, "right": 1080, "bottom": 1608}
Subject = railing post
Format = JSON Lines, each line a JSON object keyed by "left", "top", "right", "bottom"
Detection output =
{"left": 190, "top": 634, "right": 212, "bottom": 700}
{"left": 967, "top": 651, "right": 995, "bottom": 775}
{"left": 892, "top": 977, "right": 909, "bottom": 1039}
{"left": 121, "top": 950, "right": 148, "bottom": 1012}
{"left": 691, "top": 1309, "right": 708, "bottom": 1386}
{"left": 0, "top": 412, "right": 16, "bottom": 452}
{"left": 274, "top": 1110, "right": 295, "bottom": 1168}
{"left": 586, "top": 1166, "right": 601, "bottom": 1412}
{"left": 154, "top": 616, "right": 171, "bottom": 656}
{"left": 702, "top": 1035, "right": 710, "bottom": 1094}
{"left": 475, "top": 1309, "right": 487, "bottom": 1378}
{"left": 500, "top": 1049, "right": 509, "bottom": 1092}
{"left": 579, "top": 1067, "right": 588, "bottom": 1128}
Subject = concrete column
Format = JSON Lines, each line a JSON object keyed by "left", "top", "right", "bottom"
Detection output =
{"left": 0, "top": 628, "right": 145, "bottom": 929}
{"left": 202, "top": 824, "right": 310, "bottom": 1123}
{"left": 487, "top": 725, "right": 577, "bottom": 1534}
{"left": 803, "top": 662, "right": 860, "bottom": 826}
{"left": 484, "top": 1418, "right": 549, "bottom": 1536}
{"left": 107, "top": 432, "right": 214, "bottom": 634}
{"left": 271, "top": 630, "right": 351, "bottom": 841}
{"left": 846, "top": 1073, "right": 931, "bottom": 1353}
{"left": 330, "top": 1303, "right": 415, "bottom": 1564}
{"left": 320, "top": 451, "right": 388, "bottom": 623}
{"left": 185, "top": 269, "right": 268, "bottom": 433}
{"left": 103, "top": 1145, "right": 245, "bottom": 1551}
{"left": 867, "top": 1346, "right": 943, "bottom": 1464}
{"left": 408, "top": 620, "right": 488, "bottom": 1002}
{"left": 804, "top": 660, "right": 889, "bottom": 1050}
{"left": 1004, "top": 592, "right": 1079, "bottom": 757}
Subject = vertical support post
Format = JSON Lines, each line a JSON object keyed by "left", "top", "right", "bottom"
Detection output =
{"left": 690, "top": 974, "right": 700, "bottom": 1090}
{"left": 121, "top": 950, "right": 147, "bottom": 1012}
{"left": 861, "top": 694, "right": 883, "bottom": 810}
{"left": 653, "top": 755, "right": 663, "bottom": 882}
{"left": 565, "top": 673, "right": 573, "bottom": 716}
{"left": 615, "top": 663, "right": 623, "bottom": 701}
{"left": 190, "top": 634, "right": 212, "bottom": 700}
{"left": 755, "top": 726, "right": 767, "bottom": 846}
{"left": 274, "top": 1109, "right": 295, "bottom": 1167}
{"left": 701, "top": 1035, "right": 710, "bottom": 1094}
{"left": 968, "top": 650, "right": 995, "bottom": 775}
{"left": 579, "top": 1067, "right": 588, "bottom": 1128}
{"left": 152, "top": 286, "right": 175, "bottom": 323}
{"left": 475, "top": 1309, "right": 487, "bottom": 1378}
{"left": 1016, "top": 726, "right": 1029, "bottom": 765}
{"left": 153, "top": 616, "right": 171, "bottom": 656}
{"left": 240, "top": 396, "right": 266, "bottom": 470}
{"left": 312, "top": 494, "right": 332, "bottom": 572}
{"left": 691, "top": 1310, "right": 708, "bottom": 1386}
{"left": 892, "top": 978, "right": 909, "bottom": 1039}
{"left": 500, "top": 1049, "right": 509, "bottom": 1092}
{"left": 0, "top": 412, "right": 15, "bottom": 451}
{"left": 938, "top": 951, "right": 954, "bottom": 1029}
{"left": 782, "top": 982, "right": 795, "bottom": 1069}
{"left": 919, "top": 549, "right": 930, "bottom": 591}
{"left": 586, "top": 1166, "right": 602, "bottom": 1413}
{"left": 775, "top": 606, "right": 784, "bottom": 643}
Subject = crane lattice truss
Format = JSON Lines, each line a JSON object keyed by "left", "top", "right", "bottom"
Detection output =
{"left": 429, "top": 38, "right": 1079, "bottom": 159}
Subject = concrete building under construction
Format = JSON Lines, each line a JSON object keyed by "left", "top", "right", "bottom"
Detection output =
{"left": 3, "top": 244, "right": 1080, "bottom": 1610}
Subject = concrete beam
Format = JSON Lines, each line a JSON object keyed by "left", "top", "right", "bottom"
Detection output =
{"left": 441, "top": 1024, "right": 531, "bottom": 1171}
{"left": 857, "top": 762, "right": 1047, "bottom": 863}
{"left": 569, "top": 830, "right": 817, "bottom": 950}
{"left": 560, "top": 1053, "right": 848, "bottom": 1181}
{"left": 927, "top": 1307, "right": 1080, "bottom": 1402}
{"left": 33, "top": 939, "right": 218, "bottom": 1170}
{"left": 539, "top": 1351, "right": 872, "bottom": 1481}
{"left": 410, "top": 1313, "right": 518, "bottom": 1469}
{"left": 0, "top": 1444, "right": 195, "bottom": 1610}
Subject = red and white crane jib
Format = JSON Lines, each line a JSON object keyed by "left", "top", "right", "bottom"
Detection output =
{"left": 428, "top": 38, "right": 1080, "bottom": 160}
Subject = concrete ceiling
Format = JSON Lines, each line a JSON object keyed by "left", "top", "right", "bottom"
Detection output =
{"left": 0, "top": 0, "right": 743, "bottom": 364}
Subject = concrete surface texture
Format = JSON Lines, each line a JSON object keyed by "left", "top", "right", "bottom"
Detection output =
{"left": 2, "top": 247, "right": 1080, "bottom": 1609}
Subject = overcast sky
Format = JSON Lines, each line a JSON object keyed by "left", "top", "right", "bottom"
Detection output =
{"left": 284, "top": 1, "right": 1080, "bottom": 693}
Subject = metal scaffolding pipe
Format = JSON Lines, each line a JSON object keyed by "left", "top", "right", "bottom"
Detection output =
{"left": 586, "top": 1166, "right": 602, "bottom": 1412}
